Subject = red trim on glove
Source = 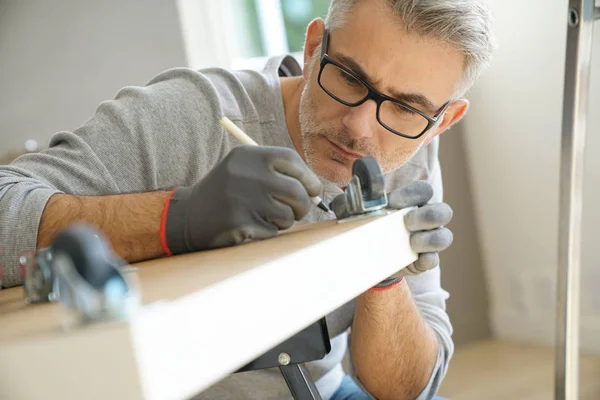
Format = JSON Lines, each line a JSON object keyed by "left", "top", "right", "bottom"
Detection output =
{"left": 368, "top": 277, "right": 404, "bottom": 292}
{"left": 159, "top": 190, "right": 176, "bottom": 257}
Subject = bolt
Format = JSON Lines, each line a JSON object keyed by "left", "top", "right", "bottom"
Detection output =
{"left": 278, "top": 352, "right": 291, "bottom": 366}
{"left": 569, "top": 8, "right": 579, "bottom": 27}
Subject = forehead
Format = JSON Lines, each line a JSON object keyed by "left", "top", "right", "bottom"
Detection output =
{"left": 328, "top": 0, "right": 465, "bottom": 105}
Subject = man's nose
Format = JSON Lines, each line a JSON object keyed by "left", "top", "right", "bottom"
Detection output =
{"left": 341, "top": 100, "right": 378, "bottom": 140}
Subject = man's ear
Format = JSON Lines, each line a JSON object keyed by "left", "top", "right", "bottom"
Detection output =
{"left": 423, "top": 99, "right": 469, "bottom": 146}
{"left": 302, "top": 18, "right": 325, "bottom": 81}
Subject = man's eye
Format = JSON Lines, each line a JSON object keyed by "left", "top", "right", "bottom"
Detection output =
{"left": 392, "top": 103, "right": 417, "bottom": 116}
{"left": 339, "top": 71, "right": 360, "bottom": 86}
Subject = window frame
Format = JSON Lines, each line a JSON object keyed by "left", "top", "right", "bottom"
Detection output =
{"left": 178, "top": 0, "right": 311, "bottom": 72}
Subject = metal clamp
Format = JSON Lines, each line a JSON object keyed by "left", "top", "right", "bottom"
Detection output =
{"left": 21, "top": 224, "right": 139, "bottom": 323}
{"left": 331, "top": 157, "right": 389, "bottom": 223}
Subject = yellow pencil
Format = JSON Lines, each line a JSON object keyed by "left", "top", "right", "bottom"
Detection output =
{"left": 219, "top": 117, "right": 331, "bottom": 214}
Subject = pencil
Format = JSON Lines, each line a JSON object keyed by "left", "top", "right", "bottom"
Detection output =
{"left": 219, "top": 117, "right": 332, "bottom": 214}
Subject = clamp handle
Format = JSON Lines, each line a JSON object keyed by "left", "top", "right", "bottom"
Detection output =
{"left": 50, "top": 224, "right": 139, "bottom": 322}
{"left": 52, "top": 224, "right": 121, "bottom": 290}
{"left": 352, "top": 156, "right": 385, "bottom": 201}
{"left": 330, "top": 157, "right": 388, "bottom": 220}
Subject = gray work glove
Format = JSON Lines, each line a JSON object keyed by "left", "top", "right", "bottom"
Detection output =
{"left": 377, "top": 180, "right": 453, "bottom": 287}
{"left": 163, "top": 145, "right": 322, "bottom": 255}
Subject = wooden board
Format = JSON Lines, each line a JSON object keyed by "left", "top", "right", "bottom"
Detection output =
{"left": 0, "top": 210, "right": 417, "bottom": 400}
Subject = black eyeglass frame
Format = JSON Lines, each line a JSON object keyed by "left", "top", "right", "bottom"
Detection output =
{"left": 317, "top": 30, "right": 452, "bottom": 140}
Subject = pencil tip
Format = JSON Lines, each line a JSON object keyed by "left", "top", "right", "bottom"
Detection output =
{"left": 317, "top": 202, "right": 332, "bottom": 214}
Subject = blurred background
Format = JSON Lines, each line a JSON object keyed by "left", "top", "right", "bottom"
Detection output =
{"left": 1, "top": 0, "right": 599, "bottom": 398}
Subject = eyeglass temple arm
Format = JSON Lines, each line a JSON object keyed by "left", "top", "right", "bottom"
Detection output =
{"left": 321, "top": 30, "right": 329, "bottom": 58}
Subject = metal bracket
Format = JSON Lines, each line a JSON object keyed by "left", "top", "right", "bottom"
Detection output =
{"left": 333, "top": 157, "right": 389, "bottom": 223}
{"left": 236, "top": 319, "right": 330, "bottom": 400}
{"left": 20, "top": 248, "right": 56, "bottom": 304}
{"left": 21, "top": 224, "right": 139, "bottom": 323}
{"left": 345, "top": 174, "right": 388, "bottom": 215}
{"left": 52, "top": 249, "right": 139, "bottom": 323}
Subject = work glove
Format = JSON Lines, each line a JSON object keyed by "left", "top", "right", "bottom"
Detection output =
{"left": 162, "top": 145, "right": 322, "bottom": 255}
{"left": 375, "top": 180, "right": 453, "bottom": 288}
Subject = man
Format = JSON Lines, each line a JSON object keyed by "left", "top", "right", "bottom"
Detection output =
{"left": 0, "top": 0, "right": 495, "bottom": 398}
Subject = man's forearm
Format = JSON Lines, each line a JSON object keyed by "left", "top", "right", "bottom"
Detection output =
{"left": 351, "top": 280, "right": 439, "bottom": 400}
{"left": 38, "top": 192, "right": 171, "bottom": 263}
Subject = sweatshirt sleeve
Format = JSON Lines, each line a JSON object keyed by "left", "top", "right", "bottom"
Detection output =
{"left": 0, "top": 67, "right": 231, "bottom": 288}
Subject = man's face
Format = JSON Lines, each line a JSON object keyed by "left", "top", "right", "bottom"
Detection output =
{"left": 298, "top": 0, "right": 466, "bottom": 187}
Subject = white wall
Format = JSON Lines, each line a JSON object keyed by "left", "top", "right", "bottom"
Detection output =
{"left": 462, "top": 0, "right": 600, "bottom": 354}
{"left": 0, "top": 0, "right": 188, "bottom": 158}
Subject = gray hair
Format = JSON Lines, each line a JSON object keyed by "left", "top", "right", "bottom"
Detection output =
{"left": 324, "top": 0, "right": 497, "bottom": 98}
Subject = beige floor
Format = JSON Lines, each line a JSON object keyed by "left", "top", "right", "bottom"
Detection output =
{"left": 438, "top": 339, "right": 600, "bottom": 400}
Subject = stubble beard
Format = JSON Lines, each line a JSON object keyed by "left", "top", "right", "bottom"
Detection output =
{"left": 299, "top": 86, "right": 347, "bottom": 187}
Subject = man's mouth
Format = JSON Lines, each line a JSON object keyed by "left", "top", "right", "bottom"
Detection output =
{"left": 325, "top": 138, "right": 363, "bottom": 160}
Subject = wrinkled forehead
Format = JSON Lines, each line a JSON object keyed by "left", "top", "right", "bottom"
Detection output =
{"left": 326, "top": 3, "right": 465, "bottom": 107}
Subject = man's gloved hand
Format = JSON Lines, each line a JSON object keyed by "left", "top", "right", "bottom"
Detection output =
{"left": 374, "top": 180, "right": 453, "bottom": 288}
{"left": 162, "top": 145, "right": 322, "bottom": 255}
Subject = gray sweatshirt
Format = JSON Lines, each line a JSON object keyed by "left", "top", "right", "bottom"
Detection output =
{"left": 0, "top": 55, "right": 453, "bottom": 399}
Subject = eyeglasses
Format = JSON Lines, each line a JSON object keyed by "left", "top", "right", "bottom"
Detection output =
{"left": 317, "top": 30, "right": 451, "bottom": 140}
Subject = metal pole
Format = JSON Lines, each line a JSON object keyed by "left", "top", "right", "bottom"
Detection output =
{"left": 279, "top": 364, "right": 323, "bottom": 400}
{"left": 555, "top": 1, "right": 598, "bottom": 399}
